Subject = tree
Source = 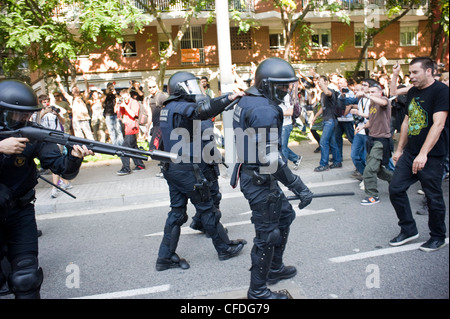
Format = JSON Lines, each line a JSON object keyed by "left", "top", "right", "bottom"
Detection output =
{"left": 428, "top": 0, "right": 449, "bottom": 64}
{"left": 270, "top": 0, "right": 349, "bottom": 62}
{"left": 0, "top": 0, "right": 146, "bottom": 88}
{"left": 352, "top": 1, "right": 420, "bottom": 78}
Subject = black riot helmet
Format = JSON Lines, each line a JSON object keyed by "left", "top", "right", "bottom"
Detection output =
{"left": 167, "top": 71, "right": 204, "bottom": 99}
{"left": 0, "top": 79, "right": 41, "bottom": 130}
{"left": 247, "top": 57, "right": 299, "bottom": 104}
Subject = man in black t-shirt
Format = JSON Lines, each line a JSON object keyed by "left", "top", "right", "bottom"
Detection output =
{"left": 101, "top": 82, "right": 124, "bottom": 145}
{"left": 388, "top": 57, "right": 449, "bottom": 252}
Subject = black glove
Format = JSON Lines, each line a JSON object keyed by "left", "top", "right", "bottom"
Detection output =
{"left": 287, "top": 176, "right": 313, "bottom": 209}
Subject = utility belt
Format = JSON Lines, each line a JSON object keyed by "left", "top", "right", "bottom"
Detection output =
{"left": 164, "top": 162, "right": 211, "bottom": 204}
{"left": 11, "top": 189, "right": 36, "bottom": 208}
{"left": 238, "top": 164, "right": 275, "bottom": 187}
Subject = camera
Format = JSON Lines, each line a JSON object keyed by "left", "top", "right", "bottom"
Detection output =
{"left": 51, "top": 106, "right": 60, "bottom": 114}
{"left": 342, "top": 87, "right": 349, "bottom": 93}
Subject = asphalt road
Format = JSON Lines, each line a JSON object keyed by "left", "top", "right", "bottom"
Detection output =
{"left": 2, "top": 174, "right": 447, "bottom": 301}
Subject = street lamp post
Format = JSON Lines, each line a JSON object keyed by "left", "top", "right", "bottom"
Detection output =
{"left": 215, "top": 0, "right": 235, "bottom": 176}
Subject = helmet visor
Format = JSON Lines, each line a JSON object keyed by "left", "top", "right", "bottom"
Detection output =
{"left": 271, "top": 81, "right": 298, "bottom": 105}
{"left": 2, "top": 109, "right": 35, "bottom": 130}
{"left": 177, "top": 78, "right": 204, "bottom": 96}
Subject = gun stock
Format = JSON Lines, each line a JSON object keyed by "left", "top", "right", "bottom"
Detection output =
{"left": 0, "top": 125, "right": 177, "bottom": 162}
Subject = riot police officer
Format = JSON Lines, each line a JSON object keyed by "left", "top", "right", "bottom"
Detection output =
{"left": 0, "top": 79, "right": 93, "bottom": 299}
{"left": 156, "top": 72, "right": 246, "bottom": 271}
{"left": 231, "top": 57, "right": 314, "bottom": 299}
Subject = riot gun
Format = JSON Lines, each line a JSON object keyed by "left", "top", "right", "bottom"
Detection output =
{"left": 0, "top": 124, "right": 177, "bottom": 162}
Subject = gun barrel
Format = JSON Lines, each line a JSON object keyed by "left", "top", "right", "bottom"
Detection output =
{"left": 2, "top": 125, "right": 177, "bottom": 162}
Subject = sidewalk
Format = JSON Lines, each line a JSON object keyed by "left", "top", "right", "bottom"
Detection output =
{"left": 34, "top": 136, "right": 356, "bottom": 215}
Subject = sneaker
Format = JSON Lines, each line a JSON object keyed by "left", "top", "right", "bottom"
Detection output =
{"left": 155, "top": 172, "right": 164, "bottom": 178}
{"left": 419, "top": 238, "right": 447, "bottom": 252}
{"left": 389, "top": 232, "right": 419, "bottom": 247}
{"left": 293, "top": 156, "right": 302, "bottom": 170}
{"left": 117, "top": 169, "right": 131, "bottom": 176}
{"left": 330, "top": 162, "right": 342, "bottom": 169}
{"left": 313, "top": 147, "right": 321, "bottom": 153}
{"left": 360, "top": 196, "right": 380, "bottom": 205}
{"left": 351, "top": 171, "right": 363, "bottom": 181}
{"left": 133, "top": 165, "right": 145, "bottom": 171}
{"left": 60, "top": 182, "right": 73, "bottom": 190}
{"left": 314, "top": 165, "right": 329, "bottom": 172}
{"left": 51, "top": 188, "right": 59, "bottom": 198}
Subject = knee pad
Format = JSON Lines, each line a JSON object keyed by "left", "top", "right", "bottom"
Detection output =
{"left": 256, "top": 228, "right": 281, "bottom": 246}
{"left": 171, "top": 207, "right": 188, "bottom": 226}
{"left": 8, "top": 255, "right": 43, "bottom": 299}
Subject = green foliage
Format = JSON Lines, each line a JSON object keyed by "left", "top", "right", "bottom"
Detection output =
{"left": 0, "top": 0, "right": 147, "bottom": 80}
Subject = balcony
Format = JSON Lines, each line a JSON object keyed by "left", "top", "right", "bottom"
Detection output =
{"left": 132, "top": 0, "right": 255, "bottom": 13}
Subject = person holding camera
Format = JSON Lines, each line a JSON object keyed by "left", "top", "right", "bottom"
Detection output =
{"left": 101, "top": 82, "right": 124, "bottom": 146}
{"left": 116, "top": 89, "right": 145, "bottom": 175}
{"left": 349, "top": 80, "right": 373, "bottom": 179}
{"left": 32, "top": 94, "right": 72, "bottom": 198}
{"left": 334, "top": 77, "right": 355, "bottom": 167}
{"left": 355, "top": 81, "right": 393, "bottom": 205}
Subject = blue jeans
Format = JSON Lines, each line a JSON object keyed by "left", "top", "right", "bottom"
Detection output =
{"left": 335, "top": 120, "right": 354, "bottom": 160}
{"left": 319, "top": 118, "right": 340, "bottom": 167}
{"left": 105, "top": 114, "right": 124, "bottom": 145}
{"left": 281, "top": 124, "right": 300, "bottom": 163}
{"left": 351, "top": 133, "right": 367, "bottom": 174}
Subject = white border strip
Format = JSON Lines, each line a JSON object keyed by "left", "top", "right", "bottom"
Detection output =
{"left": 72, "top": 284, "right": 170, "bottom": 299}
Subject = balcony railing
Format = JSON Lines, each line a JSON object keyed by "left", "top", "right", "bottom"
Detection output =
{"left": 310, "top": 0, "right": 429, "bottom": 11}
{"left": 133, "top": 0, "right": 255, "bottom": 13}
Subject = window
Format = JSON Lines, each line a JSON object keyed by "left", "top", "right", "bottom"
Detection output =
{"left": 354, "top": 28, "right": 373, "bottom": 48}
{"left": 310, "top": 24, "right": 331, "bottom": 49}
{"left": 180, "top": 26, "right": 204, "bottom": 64}
{"left": 400, "top": 25, "right": 418, "bottom": 46}
{"left": 122, "top": 41, "right": 137, "bottom": 57}
{"left": 269, "top": 33, "right": 285, "bottom": 50}
{"left": 230, "top": 27, "right": 252, "bottom": 50}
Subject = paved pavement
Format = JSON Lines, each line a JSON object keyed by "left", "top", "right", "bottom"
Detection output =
{"left": 35, "top": 136, "right": 356, "bottom": 215}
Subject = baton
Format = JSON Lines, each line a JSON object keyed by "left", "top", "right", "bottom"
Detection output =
{"left": 286, "top": 192, "right": 355, "bottom": 201}
{"left": 38, "top": 174, "right": 76, "bottom": 199}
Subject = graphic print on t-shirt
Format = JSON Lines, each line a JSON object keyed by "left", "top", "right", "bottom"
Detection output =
{"left": 408, "top": 97, "right": 428, "bottom": 136}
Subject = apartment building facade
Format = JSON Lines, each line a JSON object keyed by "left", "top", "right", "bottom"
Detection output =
{"left": 30, "top": 0, "right": 443, "bottom": 94}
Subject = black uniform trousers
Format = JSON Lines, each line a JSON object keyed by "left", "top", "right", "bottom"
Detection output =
{"left": 0, "top": 203, "right": 38, "bottom": 262}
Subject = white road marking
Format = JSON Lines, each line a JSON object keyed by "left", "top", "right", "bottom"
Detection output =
{"left": 72, "top": 284, "right": 170, "bottom": 299}
{"left": 144, "top": 208, "right": 336, "bottom": 237}
{"left": 329, "top": 238, "right": 449, "bottom": 263}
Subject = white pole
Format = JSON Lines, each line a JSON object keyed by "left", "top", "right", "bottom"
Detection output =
{"left": 215, "top": 0, "right": 235, "bottom": 176}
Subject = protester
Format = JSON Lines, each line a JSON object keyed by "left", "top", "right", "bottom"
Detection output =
{"left": 388, "top": 57, "right": 449, "bottom": 252}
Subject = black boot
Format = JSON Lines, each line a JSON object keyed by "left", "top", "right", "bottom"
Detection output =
{"left": 218, "top": 242, "right": 245, "bottom": 261}
{"left": 267, "top": 264, "right": 297, "bottom": 285}
{"left": 0, "top": 267, "right": 11, "bottom": 296}
{"left": 156, "top": 253, "right": 190, "bottom": 271}
{"left": 247, "top": 245, "right": 288, "bottom": 299}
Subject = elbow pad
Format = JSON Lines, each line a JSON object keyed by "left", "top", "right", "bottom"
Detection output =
{"left": 271, "top": 158, "right": 297, "bottom": 186}
{"left": 195, "top": 95, "right": 232, "bottom": 120}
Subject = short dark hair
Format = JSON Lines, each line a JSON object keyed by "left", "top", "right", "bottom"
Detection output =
{"left": 369, "top": 81, "right": 382, "bottom": 90}
{"left": 200, "top": 76, "right": 208, "bottom": 81}
{"left": 410, "top": 56, "right": 435, "bottom": 74}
